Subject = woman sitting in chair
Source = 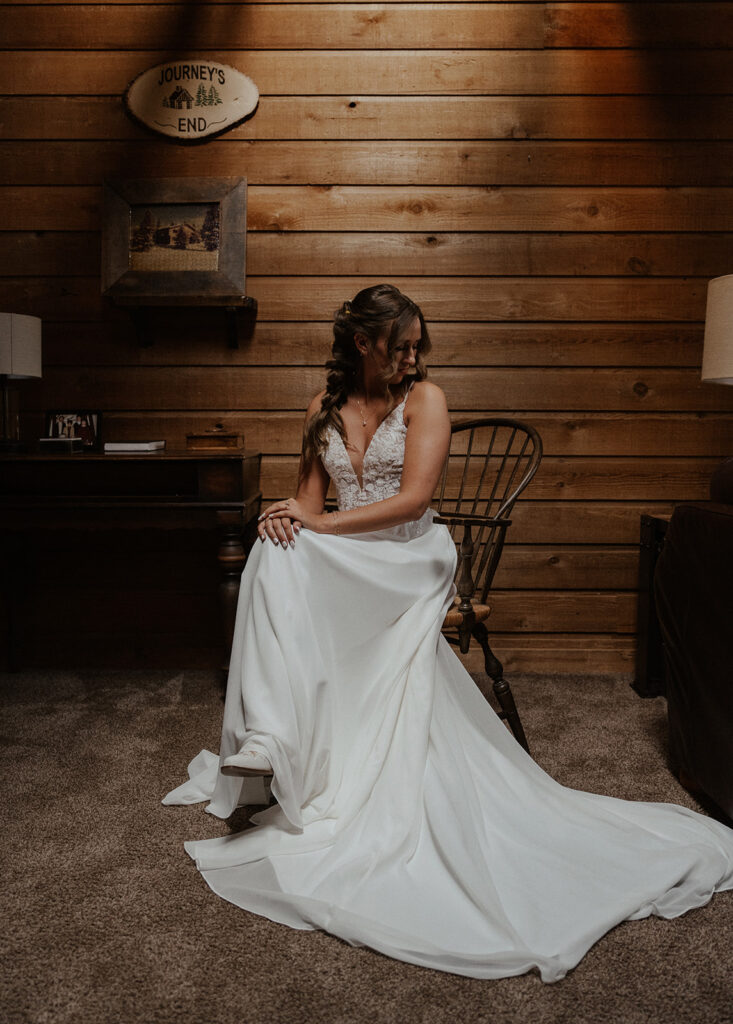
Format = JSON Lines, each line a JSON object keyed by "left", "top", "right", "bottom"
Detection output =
{"left": 164, "top": 283, "right": 733, "bottom": 983}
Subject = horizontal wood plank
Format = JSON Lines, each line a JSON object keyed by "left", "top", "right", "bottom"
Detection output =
{"left": 249, "top": 498, "right": 680, "bottom": 545}
{"left": 546, "top": 3, "right": 733, "bottom": 50}
{"left": 259, "top": 454, "right": 721, "bottom": 502}
{"left": 504, "top": 502, "right": 677, "bottom": 545}
{"left": 230, "top": 500, "right": 674, "bottom": 545}
{"left": 462, "top": 635, "right": 635, "bottom": 676}
{"left": 5, "top": 95, "right": 733, "bottom": 141}
{"left": 244, "top": 276, "right": 711, "bottom": 321}
{"left": 1, "top": 275, "right": 716, "bottom": 322}
{"left": 244, "top": 188, "right": 733, "bottom": 233}
{"left": 73, "top": 411, "right": 732, "bottom": 458}
{"left": 3, "top": 5, "right": 731, "bottom": 51}
{"left": 480, "top": 592, "right": 637, "bottom": 634}
{"left": 0, "top": 4, "right": 543, "bottom": 50}
{"left": 4, "top": 141, "right": 733, "bottom": 187}
{"left": 3, "top": 49, "right": 731, "bottom": 96}
{"left": 5, "top": 186, "right": 733, "bottom": 232}
{"left": 3, "top": 230, "right": 729, "bottom": 279}
{"left": 28, "top": 366, "right": 733, "bottom": 412}
{"left": 37, "top": 321, "right": 708, "bottom": 369}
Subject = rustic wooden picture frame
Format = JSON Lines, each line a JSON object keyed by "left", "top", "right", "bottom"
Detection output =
{"left": 102, "top": 177, "right": 247, "bottom": 303}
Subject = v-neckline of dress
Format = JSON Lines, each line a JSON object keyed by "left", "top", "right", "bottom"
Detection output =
{"left": 338, "top": 391, "right": 408, "bottom": 491}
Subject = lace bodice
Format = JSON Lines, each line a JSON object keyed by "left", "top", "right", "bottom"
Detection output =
{"left": 320, "top": 390, "right": 411, "bottom": 512}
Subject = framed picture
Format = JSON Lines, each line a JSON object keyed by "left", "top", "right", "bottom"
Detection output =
{"left": 44, "top": 411, "right": 101, "bottom": 449}
{"left": 102, "top": 177, "right": 247, "bottom": 303}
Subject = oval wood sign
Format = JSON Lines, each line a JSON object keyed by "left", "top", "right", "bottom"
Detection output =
{"left": 124, "top": 61, "right": 259, "bottom": 143}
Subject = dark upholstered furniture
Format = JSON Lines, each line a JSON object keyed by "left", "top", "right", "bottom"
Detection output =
{"left": 654, "top": 458, "right": 733, "bottom": 820}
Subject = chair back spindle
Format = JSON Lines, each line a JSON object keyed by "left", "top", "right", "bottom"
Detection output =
{"left": 436, "top": 418, "right": 543, "bottom": 604}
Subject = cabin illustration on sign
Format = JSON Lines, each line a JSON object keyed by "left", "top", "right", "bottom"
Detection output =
{"left": 163, "top": 86, "right": 194, "bottom": 109}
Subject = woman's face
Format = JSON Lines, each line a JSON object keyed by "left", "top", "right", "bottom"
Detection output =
{"left": 371, "top": 317, "right": 422, "bottom": 383}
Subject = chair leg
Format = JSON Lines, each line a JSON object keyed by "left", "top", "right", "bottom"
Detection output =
{"left": 472, "top": 621, "right": 531, "bottom": 755}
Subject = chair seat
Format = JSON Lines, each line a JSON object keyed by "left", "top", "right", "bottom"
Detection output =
{"left": 442, "top": 601, "right": 491, "bottom": 630}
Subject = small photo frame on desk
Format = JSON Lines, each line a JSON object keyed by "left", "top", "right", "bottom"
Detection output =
{"left": 43, "top": 411, "right": 101, "bottom": 449}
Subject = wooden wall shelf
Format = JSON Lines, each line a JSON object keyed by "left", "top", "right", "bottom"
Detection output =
{"left": 114, "top": 296, "right": 258, "bottom": 349}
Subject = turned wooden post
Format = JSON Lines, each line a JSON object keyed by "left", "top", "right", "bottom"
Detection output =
{"left": 216, "top": 510, "right": 246, "bottom": 668}
{"left": 456, "top": 522, "right": 476, "bottom": 654}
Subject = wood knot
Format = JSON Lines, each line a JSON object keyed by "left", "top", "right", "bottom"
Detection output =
{"left": 633, "top": 381, "right": 649, "bottom": 397}
{"left": 586, "top": 204, "right": 599, "bottom": 217}
{"left": 548, "top": 555, "right": 560, "bottom": 566}
{"left": 348, "top": 101, "right": 356, "bottom": 109}
{"left": 627, "top": 257, "right": 649, "bottom": 275}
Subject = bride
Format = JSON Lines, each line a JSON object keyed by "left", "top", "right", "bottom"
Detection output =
{"left": 164, "top": 283, "right": 733, "bottom": 982}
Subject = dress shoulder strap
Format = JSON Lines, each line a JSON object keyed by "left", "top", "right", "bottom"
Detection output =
{"left": 400, "top": 379, "right": 416, "bottom": 425}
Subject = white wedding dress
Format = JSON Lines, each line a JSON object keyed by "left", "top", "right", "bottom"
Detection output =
{"left": 163, "top": 390, "right": 733, "bottom": 982}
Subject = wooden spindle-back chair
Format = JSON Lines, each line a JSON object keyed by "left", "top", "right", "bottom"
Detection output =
{"left": 435, "top": 418, "right": 543, "bottom": 754}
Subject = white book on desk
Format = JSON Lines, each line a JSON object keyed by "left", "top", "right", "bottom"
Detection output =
{"left": 104, "top": 440, "right": 166, "bottom": 453}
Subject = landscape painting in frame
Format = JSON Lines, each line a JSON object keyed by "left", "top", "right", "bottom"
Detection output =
{"left": 129, "top": 202, "right": 220, "bottom": 272}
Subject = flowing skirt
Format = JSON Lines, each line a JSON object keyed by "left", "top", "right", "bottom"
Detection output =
{"left": 163, "top": 516, "right": 733, "bottom": 982}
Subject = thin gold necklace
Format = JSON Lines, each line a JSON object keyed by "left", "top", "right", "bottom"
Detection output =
{"left": 354, "top": 394, "right": 375, "bottom": 428}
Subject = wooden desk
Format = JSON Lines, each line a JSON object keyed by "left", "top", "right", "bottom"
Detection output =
{"left": 0, "top": 450, "right": 261, "bottom": 669}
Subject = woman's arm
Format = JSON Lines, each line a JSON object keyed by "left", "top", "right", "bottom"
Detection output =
{"left": 294, "top": 392, "right": 330, "bottom": 512}
{"left": 267, "top": 381, "right": 451, "bottom": 536}
{"left": 259, "top": 391, "right": 329, "bottom": 546}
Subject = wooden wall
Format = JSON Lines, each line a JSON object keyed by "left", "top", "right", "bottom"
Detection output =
{"left": 2, "top": 2, "right": 733, "bottom": 672}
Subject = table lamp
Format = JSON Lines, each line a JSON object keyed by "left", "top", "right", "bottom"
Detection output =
{"left": 702, "top": 274, "right": 733, "bottom": 501}
{"left": 702, "top": 275, "right": 733, "bottom": 385}
{"left": 0, "top": 312, "right": 42, "bottom": 451}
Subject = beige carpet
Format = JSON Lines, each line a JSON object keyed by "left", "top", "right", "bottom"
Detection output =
{"left": 1, "top": 670, "right": 731, "bottom": 1024}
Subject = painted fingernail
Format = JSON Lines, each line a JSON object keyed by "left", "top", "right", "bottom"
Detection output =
{"left": 281, "top": 541, "right": 287, "bottom": 549}
{"left": 271, "top": 536, "right": 278, "bottom": 545}
{"left": 289, "top": 540, "right": 295, "bottom": 549}
{"left": 260, "top": 534, "right": 265, "bottom": 542}
{"left": 258, "top": 513, "right": 265, "bottom": 520}
{"left": 294, "top": 525, "right": 300, "bottom": 534}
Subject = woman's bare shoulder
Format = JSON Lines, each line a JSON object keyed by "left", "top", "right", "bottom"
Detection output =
{"left": 305, "top": 389, "right": 327, "bottom": 419}
{"left": 406, "top": 380, "right": 448, "bottom": 414}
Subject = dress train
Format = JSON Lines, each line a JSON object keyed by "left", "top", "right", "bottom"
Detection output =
{"left": 163, "top": 521, "right": 733, "bottom": 982}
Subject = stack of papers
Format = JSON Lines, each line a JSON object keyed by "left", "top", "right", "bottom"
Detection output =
{"left": 103, "top": 440, "right": 166, "bottom": 453}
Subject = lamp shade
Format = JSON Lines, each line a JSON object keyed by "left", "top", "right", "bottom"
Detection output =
{"left": 0, "top": 313, "right": 42, "bottom": 378}
{"left": 702, "top": 275, "right": 733, "bottom": 385}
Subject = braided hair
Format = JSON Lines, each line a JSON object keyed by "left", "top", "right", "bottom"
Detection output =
{"left": 301, "top": 284, "right": 431, "bottom": 475}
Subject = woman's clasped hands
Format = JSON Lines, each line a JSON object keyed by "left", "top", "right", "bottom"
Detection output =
{"left": 258, "top": 498, "right": 330, "bottom": 548}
